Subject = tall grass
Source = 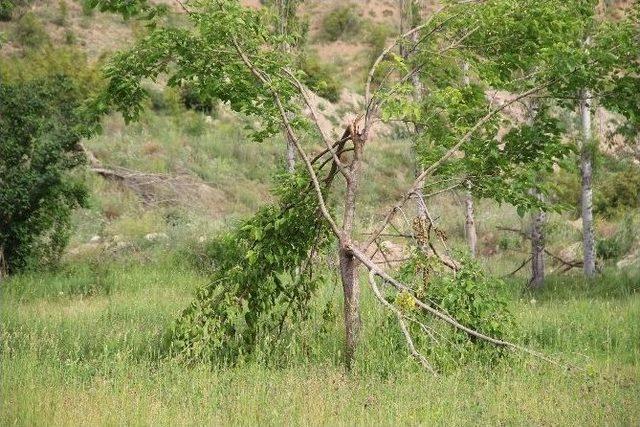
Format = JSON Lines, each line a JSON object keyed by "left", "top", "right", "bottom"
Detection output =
{"left": 1, "top": 256, "right": 639, "bottom": 425}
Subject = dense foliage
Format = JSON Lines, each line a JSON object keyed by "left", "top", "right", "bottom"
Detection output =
{"left": 170, "top": 171, "right": 334, "bottom": 364}
{"left": 397, "top": 253, "right": 515, "bottom": 369}
{"left": 0, "top": 76, "right": 91, "bottom": 274}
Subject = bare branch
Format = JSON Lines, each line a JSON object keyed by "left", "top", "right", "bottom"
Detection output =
{"left": 231, "top": 36, "right": 345, "bottom": 240}
{"left": 363, "top": 79, "right": 555, "bottom": 253}
{"left": 282, "top": 68, "right": 351, "bottom": 181}
{"left": 368, "top": 271, "right": 437, "bottom": 374}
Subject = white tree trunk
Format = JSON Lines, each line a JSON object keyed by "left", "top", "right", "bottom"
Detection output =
{"left": 285, "top": 133, "right": 296, "bottom": 173}
{"left": 277, "top": 0, "right": 296, "bottom": 173}
{"left": 530, "top": 189, "right": 546, "bottom": 289}
{"left": 580, "top": 89, "right": 597, "bottom": 277}
{"left": 461, "top": 62, "right": 477, "bottom": 257}
{"left": 464, "top": 182, "right": 478, "bottom": 258}
{"left": 403, "top": 1, "right": 427, "bottom": 219}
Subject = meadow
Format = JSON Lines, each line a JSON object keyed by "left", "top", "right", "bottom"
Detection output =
{"left": 2, "top": 107, "right": 639, "bottom": 425}
{"left": 2, "top": 251, "right": 639, "bottom": 425}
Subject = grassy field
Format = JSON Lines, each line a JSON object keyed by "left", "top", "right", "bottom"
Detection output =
{"left": 2, "top": 109, "right": 639, "bottom": 425}
{"left": 2, "top": 254, "right": 639, "bottom": 425}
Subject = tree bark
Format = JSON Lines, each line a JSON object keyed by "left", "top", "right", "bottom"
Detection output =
{"left": 0, "top": 246, "right": 6, "bottom": 281}
{"left": 529, "top": 189, "right": 546, "bottom": 289}
{"left": 464, "top": 182, "right": 478, "bottom": 258}
{"left": 580, "top": 89, "right": 597, "bottom": 278}
{"left": 339, "top": 127, "right": 364, "bottom": 370}
{"left": 461, "top": 62, "right": 478, "bottom": 258}
{"left": 339, "top": 246, "right": 360, "bottom": 370}
{"left": 277, "top": 0, "right": 297, "bottom": 173}
{"left": 402, "top": 0, "right": 427, "bottom": 219}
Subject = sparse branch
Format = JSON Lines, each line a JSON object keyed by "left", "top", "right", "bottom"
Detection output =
{"left": 282, "top": 68, "right": 351, "bottom": 180}
{"left": 368, "top": 271, "right": 437, "bottom": 374}
{"left": 363, "top": 79, "right": 554, "bottom": 253}
{"left": 231, "top": 36, "right": 344, "bottom": 239}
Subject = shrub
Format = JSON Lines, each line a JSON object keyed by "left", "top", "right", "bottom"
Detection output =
{"left": 180, "top": 83, "right": 218, "bottom": 114}
{"left": 320, "top": 5, "right": 361, "bottom": 42}
{"left": 0, "top": 0, "right": 33, "bottom": 21}
{"left": 364, "top": 22, "right": 392, "bottom": 65}
{"left": 80, "top": 0, "right": 93, "bottom": 16}
{"left": 597, "top": 215, "right": 636, "bottom": 260}
{"left": 594, "top": 162, "right": 640, "bottom": 218}
{"left": 53, "top": 0, "right": 68, "bottom": 26}
{"left": 300, "top": 52, "right": 341, "bottom": 103}
{"left": 398, "top": 255, "right": 515, "bottom": 370}
{"left": 0, "top": 47, "right": 102, "bottom": 92}
{"left": 64, "top": 29, "right": 76, "bottom": 45}
{"left": 0, "top": 75, "right": 97, "bottom": 274}
{"left": 146, "top": 86, "right": 181, "bottom": 114}
{"left": 14, "top": 12, "right": 49, "bottom": 48}
{"left": 0, "top": 0, "right": 14, "bottom": 20}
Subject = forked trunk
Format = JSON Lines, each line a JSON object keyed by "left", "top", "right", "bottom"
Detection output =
{"left": 580, "top": 89, "right": 596, "bottom": 277}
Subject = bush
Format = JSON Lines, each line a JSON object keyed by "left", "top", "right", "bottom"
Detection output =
{"left": 398, "top": 255, "right": 515, "bottom": 370}
{"left": 597, "top": 215, "right": 636, "bottom": 260}
{"left": 180, "top": 83, "right": 218, "bottom": 114}
{"left": 0, "top": 47, "right": 102, "bottom": 92}
{"left": 0, "top": 0, "right": 14, "bottom": 20}
{"left": 594, "top": 162, "right": 640, "bottom": 217}
{"left": 0, "top": 75, "right": 97, "bottom": 274}
{"left": 80, "top": 0, "right": 94, "bottom": 16}
{"left": 146, "top": 86, "right": 181, "bottom": 114}
{"left": 53, "top": 0, "right": 68, "bottom": 26}
{"left": 300, "top": 52, "right": 342, "bottom": 103}
{"left": 364, "top": 22, "right": 392, "bottom": 64}
{"left": 0, "top": 0, "right": 32, "bottom": 21}
{"left": 13, "top": 12, "right": 49, "bottom": 48}
{"left": 320, "top": 5, "right": 361, "bottom": 42}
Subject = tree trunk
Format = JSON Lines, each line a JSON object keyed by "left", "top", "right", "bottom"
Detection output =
{"left": 529, "top": 190, "right": 546, "bottom": 289}
{"left": 277, "top": 0, "right": 297, "bottom": 173}
{"left": 0, "top": 246, "right": 6, "bottom": 281}
{"left": 339, "top": 128, "right": 364, "bottom": 370}
{"left": 285, "top": 133, "right": 296, "bottom": 173}
{"left": 464, "top": 182, "right": 478, "bottom": 258}
{"left": 461, "top": 62, "right": 477, "bottom": 258}
{"left": 403, "top": 1, "right": 427, "bottom": 218}
{"left": 580, "top": 89, "right": 597, "bottom": 277}
{"left": 339, "top": 246, "right": 360, "bottom": 370}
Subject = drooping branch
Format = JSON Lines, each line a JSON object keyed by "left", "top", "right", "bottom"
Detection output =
{"left": 368, "top": 270, "right": 437, "bottom": 374}
{"left": 231, "top": 35, "right": 345, "bottom": 239}
{"left": 351, "top": 244, "right": 580, "bottom": 371}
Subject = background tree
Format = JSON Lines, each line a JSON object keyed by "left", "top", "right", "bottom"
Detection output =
{"left": 0, "top": 74, "right": 94, "bottom": 276}
{"left": 266, "top": 0, "right": 305, "bottom": 172}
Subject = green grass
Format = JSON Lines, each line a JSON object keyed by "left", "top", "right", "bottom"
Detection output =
{"left": 2, "top": 257, "right": 639, "bottom": 425}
